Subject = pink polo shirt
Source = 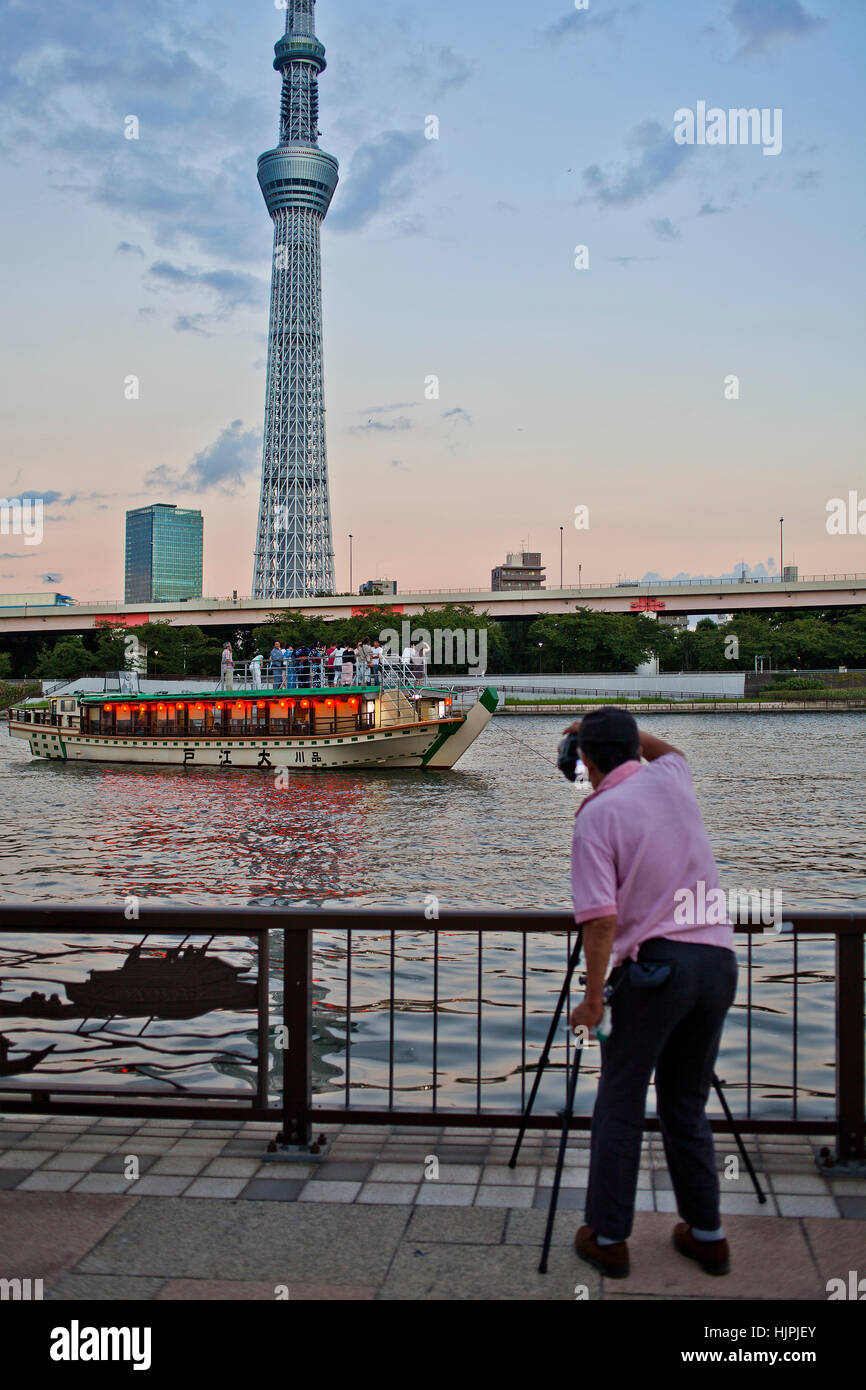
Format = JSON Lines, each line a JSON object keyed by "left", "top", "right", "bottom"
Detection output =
{"left": 571, "top": 754, "right": 735, "bottom": 967}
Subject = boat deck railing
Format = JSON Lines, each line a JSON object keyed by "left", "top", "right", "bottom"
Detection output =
{"left": 0, "top": 905, "right": 862, "bottom": 1170}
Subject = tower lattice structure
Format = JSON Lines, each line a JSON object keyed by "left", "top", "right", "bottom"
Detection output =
{"left": 252, "top": 0, "right": 338, "bottom": 599}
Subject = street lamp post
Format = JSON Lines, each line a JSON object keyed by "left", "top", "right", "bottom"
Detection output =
{"left": 349, "top": 534, "right": 353, "bottom": 594}
{"left": 779, "top": 518, "right": 784, "bottom": 584}
{"left": 538, "top": 641, "right": 543, "bottom": 674}
{"left": 559, "top": 526, "right": 563, "bottom": 589}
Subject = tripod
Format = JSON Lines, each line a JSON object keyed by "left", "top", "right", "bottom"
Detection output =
{"left": 509, "top": 932, "right": 766, "bottom": 1274}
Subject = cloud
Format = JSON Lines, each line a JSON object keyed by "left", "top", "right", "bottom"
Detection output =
{"left": 649, "top": 217, "right": 681, "bottom": 240}
{"left": 729, "top": 0, "right": 826, "bottom": 56}
{"left": 116, "top": 241, "right": 145, "bottom": 256}
{"left": 145, "top": 420, "right": 261, "bottom": 496}
{"left": 174, "top": 313, "right": 214, "bottom": 335}
{"left": 0, "top": 2, "right": 268, "bottom": 262}
{"left": 796, "top": 169, "right": 821, "bottom": 191}
{"left": 404, "top": 45, "right": 471, "bottom": 97}
{"left": 40, "top": 573, "right": 63, "bottom": 584}
{"left": 546, "top": 5, "right": 639, "bottom": 43}
{"left": 443, "top": 407, "right": 472, "bottom": 425}
{"left": 0, "top": 552, "right": 35, "bottom": 560}
{"left": 329, "top": 130, "right": 428, "bottom": 233}
{"left": 3, "top": 490, "right": 63, "bottom": 506}
{"left": 146, "top": 260, "right": 264, "bottom": 315}
{"left": 582, "top": 120, "right": 695, "bottom": 208}
{"left": 698, "top": 200, "right": 730, "bottom": 215}
{"left": 360, "top": 403, "right": 419, "bottom": 416}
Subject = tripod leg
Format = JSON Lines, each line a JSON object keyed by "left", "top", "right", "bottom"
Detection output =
{"left": 713, "top": 1074, "right": 766, "bottom": 1204}
{"left": 509, "top": 932, "right": 583, "bottom": 1169}
{"left": 539, "top": 1037, "right": 584, "bottom": 1274}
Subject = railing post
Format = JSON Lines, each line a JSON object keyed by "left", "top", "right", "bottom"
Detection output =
{"left": 835, "top": 927, "right": 865, "bottom": 1164}
{"left": 280, "top": 926, "right": 313, "bottom": 1147}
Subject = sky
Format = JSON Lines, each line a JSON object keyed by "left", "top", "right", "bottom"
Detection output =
{"left": 0, "top": 0, "right": 864, "bottom": 600}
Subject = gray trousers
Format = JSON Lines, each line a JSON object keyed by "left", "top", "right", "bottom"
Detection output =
{"left": 585, "top": 937, "right": 738, "bottom": 1242}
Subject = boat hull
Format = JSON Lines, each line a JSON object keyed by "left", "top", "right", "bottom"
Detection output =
{"left": 11, "top": 710, "right": 494, "bottom": 771}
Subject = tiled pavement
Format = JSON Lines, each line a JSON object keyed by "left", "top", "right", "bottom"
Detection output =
{"left": 1, "top": 1113, "right": 864, "bottom": 1300}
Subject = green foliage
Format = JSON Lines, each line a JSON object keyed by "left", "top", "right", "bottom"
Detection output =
{"left": 33, "top": 635, "right": 93, "bottom": 679}
{"left": 765, "top": 675, "right": 825, "bottom": 691}
{"left": 0, "top": 653, "right": 12, "bottom": 680}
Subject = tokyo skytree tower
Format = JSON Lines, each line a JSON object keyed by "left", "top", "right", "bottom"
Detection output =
{"left": 252, "top": 0, "right": 339, "bottom": 599}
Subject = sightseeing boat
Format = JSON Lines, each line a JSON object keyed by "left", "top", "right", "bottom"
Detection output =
{"left": 8, "top": 666, "right": 498, "bottom": 771}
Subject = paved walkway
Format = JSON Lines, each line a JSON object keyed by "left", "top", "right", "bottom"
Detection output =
{"left": 1, "top": 1114, "right": 864, "bottom": 1300}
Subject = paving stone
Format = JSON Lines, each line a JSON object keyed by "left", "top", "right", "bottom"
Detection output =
{"left": 19, "top": 1171, "right": 87, "bottom": 1192}
{"left": 42, "top": 1152, "right": 103, "bottom": 1173}
{"left": 47, "top": 1275, "right": 167, "bottom": 1301}
{"left": 769, "top": 1173, "right": 834, "bottom": 1195}
{"left": 802, "top": 1216, "right": 866, "bottom": 1284}
{"left": 129, "top": 1176, "right": 193, "bottom": 1198}
{"left": 93, "top": 1155, "right": 157, "bottom": 1176}
{"left": 719, "top": 1192, "right": 778, "bottom": 1215}
{"left": 312, "top": 1161, "right": 372, "bottom": 1181}
{"left": 613, "top": 1211, "right": 825, "bottom": 1300}
{"left": 475, "top": 1186, "right": 534, "bottom": 1208}
{"left": 380, "top": 1241, "right": 583, "bottom": 1300}
{"left": 149, "top": 1155, "right": 209, "bottom": 1177}
{"left": 0, "top": 1167, "right": 31, "bottom": 1188}
{"left": 504, "top": 1208, "right": 583, "bottom": 1247}
{"left": 185, "top": 1178, "right": 249, "bottom": 1199}
{"left": 407, "top": 1206, "right": 506, "bottom": 1243}
{"left": 221, "top": 1140, "right": 272, "bottom": 1156}
{"left": 251, "top": 1164, "right": 314, "bottom": 1181}
{"left": 369, "top": 1162, "right": 425, "bottom": 1183}
{"left": 77, "top": 1199, "right": 408, "bottom": 1283}
{"left": 837, "top": 1197, "right": 866, "bottom": 1220}
{"left": 480, "top": 1164, "right": 537, "bottom": 1186}
{"left": 238, "top": 1180, "right": 305, "bottom": 1201}
{"left": 532, "top": 1188, "right": 586, "bottom": 1211}
{"left": 0, "top": 1190, "right": 134, "bottom": 1287}
{"left": 538, "top": 1168, "right": 590, "bottom": 1188}
{"left": 166, "top": 1140, "right": 227, "bottom": 1155}
{"left": 0, "top": 1149, "right": 52, "bottom": 1169}
{"left": 73, "top": 1174, "right": 139, "bottom": 1195}
{"left": 63, "top": 1136, "right": 123, "bottom": 1153}
{"left": 357, "top": 1183, "right": 419, "bottom": 1204}
{"left": 777, "top": 1195, "right": 838, "bottom": 1218}
{"left": 298, "top": 1180, "right": 360, "bottom": 1203}
{"left": 0, "top": 1129, "right": 27, "bottom": 1147}
{"left": 414, "top": 1183, "right": 477, "bottom": 1206}
{"left": 157, "top": 1278, "right": 376, "bottom": 1300}
{"left": 201, "top": 1159, "right": 261, "bottom": 1178}
{"left": 112, "top": 1139, "right": 175, "bottom": 1155}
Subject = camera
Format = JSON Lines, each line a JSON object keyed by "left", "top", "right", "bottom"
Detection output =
{"left": 557, "top": 731, "right": 581, "bottom": 782}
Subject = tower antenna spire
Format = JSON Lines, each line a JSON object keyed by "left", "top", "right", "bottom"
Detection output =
{"left": 252, "top": 0, "right": 338, "bottom": 599}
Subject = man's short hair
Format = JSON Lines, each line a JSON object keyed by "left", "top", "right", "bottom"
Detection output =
{"left": 577, "top": 706, "right": 640, "bottom": 775}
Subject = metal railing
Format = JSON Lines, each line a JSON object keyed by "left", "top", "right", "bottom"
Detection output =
{"left": 0, "top": 906, "right": 862, "bottom": 1165}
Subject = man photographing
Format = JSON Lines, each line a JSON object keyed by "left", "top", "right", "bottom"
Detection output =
{"left": 565, "top": 707, "right": 737, "bottom": 1280}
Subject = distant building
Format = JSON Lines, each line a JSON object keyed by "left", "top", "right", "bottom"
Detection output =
{"left": 782, "top": 566, "right": 799, "bottom": 583}
{"left": 491, "top": 551, "right": 545, "bottom": 591}
{"left": 359, "top": 578, "right": 398, "bottom": 596}
{"left": 125, "top": 505, "right": 203, "bottom": 604}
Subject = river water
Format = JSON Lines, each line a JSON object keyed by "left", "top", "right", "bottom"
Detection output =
{"left": 1, "top": 713, "right": 864, "bottom": 1119}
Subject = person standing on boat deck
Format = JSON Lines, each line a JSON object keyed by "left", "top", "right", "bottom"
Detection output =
{"left": 249, "top": 653, "right": 264, "bottom": 689}
{"left": 412, "top": 638, "right": 429, "bottom": 681}
{"left": 567, "top": 707, "right": 737, "bottom": 1283}
{"left": 332, "top": 644, "right": 344, "bottom": 686}
{"left": 340, "top": 643, "right": 356, "bottom": 685}
{"left": 359, "top": 637, "right": 376, "bottom": 684}
{"left": 325, "top": 644, "right": 338, "bottom": 686}
{"left": 401, "top": 640, "right": 416, "bottom": 679}
{"left": 269, "top": 641, "right": 284, "bottom": 688}
{"left": 369, "top": 638, "right": 384, "bottom": 683}
{"left": 281, "top": 645, "right": 294, "bottom": 689}
{"left": 221, "top": 642, "right": 234, "bottom": 690}
{"left": 295, "top": 643, "right": 311, "bottom": 688}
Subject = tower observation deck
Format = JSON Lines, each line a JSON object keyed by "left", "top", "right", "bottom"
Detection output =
{"left": 252, "top": 0, "right": 339, "bottom": 599}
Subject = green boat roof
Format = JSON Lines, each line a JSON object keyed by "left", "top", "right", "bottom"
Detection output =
{"left": 76, "top": 686, "right": 459, "bottom": 704}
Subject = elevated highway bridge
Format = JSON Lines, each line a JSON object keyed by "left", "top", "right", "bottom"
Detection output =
{"left": 0, "top": 574, "right": 864, "bottom": 635}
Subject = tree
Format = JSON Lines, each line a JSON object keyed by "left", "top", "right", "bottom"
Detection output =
{"left": 34, "top": 636, "right": 92, "bottom": 679}
{"left": 0, "top": 653, "right": 12, "bottom": 680}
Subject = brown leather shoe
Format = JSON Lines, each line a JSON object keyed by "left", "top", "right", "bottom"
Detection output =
{"left": 673, "top": 1222, "right": 731, "bottom": 1276}
{"left": 574, "top": 1225, "right": 630, "bottom": 1279}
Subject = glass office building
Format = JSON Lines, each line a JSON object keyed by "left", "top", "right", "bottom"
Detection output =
{"left": 125, "top": 505, "right": 203, "bottom": 603}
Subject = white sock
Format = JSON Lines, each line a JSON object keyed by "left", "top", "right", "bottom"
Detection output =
{"left": 691, "top": 1225, "right": 725, "bottom": 1242}
{"left": 596, "top": 1234, "right": 620, "bottom": 1246}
